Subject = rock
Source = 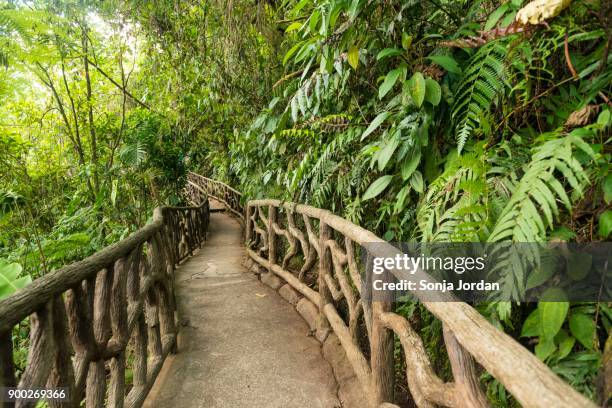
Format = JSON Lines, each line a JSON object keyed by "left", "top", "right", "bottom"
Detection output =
{"left": 296, "top": 298, "right": 318, "bottom": 331}
{"left": 278, "top": 284, "right": 301, "bottom": 305}
{"left": 260, "top": 271, "right": 283, "bottom": 290}
{"left": 322, "top": 333, "right": 369, "bottom": 408}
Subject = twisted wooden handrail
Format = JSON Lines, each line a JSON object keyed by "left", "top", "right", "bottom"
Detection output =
{"left": 0, "top": 190, "right": 209, "bottom": 407}
{"left": 0, "top": 174, "right": 595, "bottom": 408}
{"left": 187, "top": 172, "right": 243, "bottom": 219}
{"left": 244, "top": 199, "right": 595, "bottom": 408}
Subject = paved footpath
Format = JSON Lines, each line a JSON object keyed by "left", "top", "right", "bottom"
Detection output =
{"left": 144, "top": 208, "right": 341, "bottom": 408}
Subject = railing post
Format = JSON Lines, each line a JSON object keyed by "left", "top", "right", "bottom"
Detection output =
{"left": 267, "top": 205, "right": 277, "bottom": 270}
{"left": 370, "top": 268, "right": 395, "bottom": 405}
{"left": 443, "top": 324, "right": 488, "bottom": 407}
{"left": 0, "top": 331, "right": 15, "bottom": 408}
{"left": 245, "top": 204, "right": 253, "bottom": 246}
{"left": 317, "top": 221, "right": 333, "bottom": 341}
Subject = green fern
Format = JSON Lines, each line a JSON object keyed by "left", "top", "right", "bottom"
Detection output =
{"left": 417, "top": 151, "right": 489, "bottom": 242}
{"left": 452, "top": 42, "right": 507, "bottom": 153}
{"left": 488, "top": 132, "right": 595, "bottom": 242}
{"left": 120, "top": 140, "right": 148, "bottom": 166}
{"left": 279, "top": 128, "right": 317, "bottom": 138}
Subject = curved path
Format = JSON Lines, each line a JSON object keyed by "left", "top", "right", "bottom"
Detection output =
{"left": 144, "top": 209, "right": 341, "bottom": 408}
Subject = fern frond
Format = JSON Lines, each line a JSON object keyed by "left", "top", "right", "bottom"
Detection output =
{"left": 487, "top": 133, "right": 595, "bottom": 242}
{"left": 451, "top": 42, "right": 507, "bottom": 153}
{"left": 416, "top": 152, "right": 489, "bottom": 242}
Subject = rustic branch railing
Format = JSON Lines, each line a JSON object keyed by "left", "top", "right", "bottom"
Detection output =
{"left": 187, "top": 172, "right": 243, "bottom": 220}
{"left": 0, "top": 200, "right": 209, "bottom": 408}
{"left": 245, "top": 199, "right": 595, "bottom": 408}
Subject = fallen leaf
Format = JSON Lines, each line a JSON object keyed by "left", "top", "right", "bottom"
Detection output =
{"left": 565, "top": 105, "right": 598, "bottom": 128}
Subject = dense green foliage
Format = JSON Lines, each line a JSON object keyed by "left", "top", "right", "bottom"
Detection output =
{"left": 1, "top": 0, "right": 610, "bottom": 405}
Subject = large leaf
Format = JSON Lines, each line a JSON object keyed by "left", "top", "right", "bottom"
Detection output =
{"left": 348, "top": 46, "right": 359, "bottom": 70}
{"left": 424, "top": 78, "right": 441, "bottom": 106}
{"left": 521, "top": 310, "right": 540, "bottom": 337}
{"left": 484, "top": 3, "right": 509, "bottom": 30}
{"left": 401, "top": 148, "right": 421, "bottom": 180}
{"left": 538, "top": 299, "right": 569, "bottom": 340}
{"left": 535, "top": 337, "right": 556, "bottom": 361}
{"left": 427, "top": 55, "right": 461, "bottom": 74}
{"left": 526, "top": 264, "right": 556, "bottom": 289}
{"left": 362, "top": 175, "right": 393, "bottom": 201}
{"left": 361, "top": 111, "right": 390, "bottom": 140}
{"left": 566, "top": 252, "right": 592, "bottom": 281}
{"left": 599, "top": 210, "right": 612, "bottom": 238}
{"left": 377, "top": 48, "right": 403, "bottom": 60}
{"left": 379, "top": 68, "right": 401, "bottom": 99}
{"left": 377, "top": 131, "right": 400, "bottom": 171}
{"left": 603, "top": 174, "right": 612, "bottom": 205}
{"left": 283, "top": 41, "right": 304, "bottom": 65}
{"left": 409, "top": 171, "right": 424, "bottom": 193}
{"left": 285, "top": 22, "right": 302, "bottom": 32}
{"left": 569, "top": 313, "right": 595, "bottom": 350}
{"left": 408, "top": 72, "right": 426, "bottom": 108}
{"left": 0, "top": 259, "right": 31, "bottom": 300}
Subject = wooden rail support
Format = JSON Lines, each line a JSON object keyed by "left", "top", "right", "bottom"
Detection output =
{"left": 371, "top": 269, "right": 395, "bottom": 406}
{"left": 0, "top": 194, "right": 210, "bottom": 408}
{"left": 0, "top": 174, "right": 597, "bottom": 408}
{"left": 243, "top": 197, "right": 596, "bottom": 408}
{"left": 268, "top": 205, "right": 278, "bottom": 270}
{"left": 317, "top": 222, "right": 333, "bottom": 342}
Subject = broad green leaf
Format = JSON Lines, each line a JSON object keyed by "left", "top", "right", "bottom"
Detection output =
{"left": 569, "top": 313, "right": 595, "bottom": 350}
{"left": 424, "top": 78, "right": 441, "bottom": 106}
{"left": 361, "top": 111, "right": 390, "bottom": 140}
{"left": 408, "top": 72, "right": 426, "bottom": 108}
{"left": 285, "top": 22, "right": 302, "bottom": 32}
{"left": 401, "top": 149, "right": 421, "bottom": 180}
{"left": 599, "top": 210, "right": 612, "bottom": 238}
{"left": 409, "top": 171, "right": 424, "bottom": 193}
{"left": 521, "top": 310, "right": 540, "bottom": 337}
{"left": 394, "top": 184, "right": 411, "bottom": 214}
{"left": 500, "top": 11, "right": 517, "bottom": 27}
{"left": 378, "top": 131, "right": 400, "bottom": 171}
{"left": 348, "top": 46, "right": 359, "bottom": 70}
{"left": 283, "top": 41, "right": 304, "bottom": 65}
{"left": 567, "top": 252, "right": 592, "bottom": 281}
{"left": 0, "top": 260, "right": 31, "bottom": 300}
{"left": 603, "top": 174, "right": 612, "bottom": 205}
{"left": 427, "top": 55, "right": 462, "bottom": 74}
{"left": 383, "top": 230, "right": 395, "bottom": 241}
{"left": 379, "top": 68, "right": 401, "bottom": 99}
{"left": 401, "top": 33, "right": 413, "bottom": 51}
{"left": 538, "top": 299, "right": 569, "bottom": 340}
{"left": 535, "top": 337, "right": 556, "bottom": 360}
{"left": 362, "top": 175, "right": 393, "bottom": 201}
{"left": 557, "top": 336, "right": 575, "bottom": 360}
{"left": 484, "top": 4, "right": 509, "bottom": 30}
{"left": 292, "top": 0, "right": 310, "bottom": 14}
{"left": 526, "top": 262, "right": 556, "bottom": 290}
{"left": 377, "top": 48, "right": 403, "bottom": 60}
{"left": 597, "top": 109, "right": 610, "bottom": 127}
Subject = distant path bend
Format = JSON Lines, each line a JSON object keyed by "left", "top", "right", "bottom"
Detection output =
{"left": 144, "top": 209, "right": 340, "bottom": 408}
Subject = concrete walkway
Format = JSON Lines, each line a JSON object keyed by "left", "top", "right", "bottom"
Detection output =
{"left": 144, "top": 209, "right": 341, "bottom": 408}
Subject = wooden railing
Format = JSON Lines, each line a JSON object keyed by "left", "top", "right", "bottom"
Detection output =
{"left": 187, "top": 172, "right": 243, "bottom": 219}
{"left": 245, "top": 199, "right": 594, "bottom": 408}
{"left": 0, "top": 200, "right": 209, "bottom": 408}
